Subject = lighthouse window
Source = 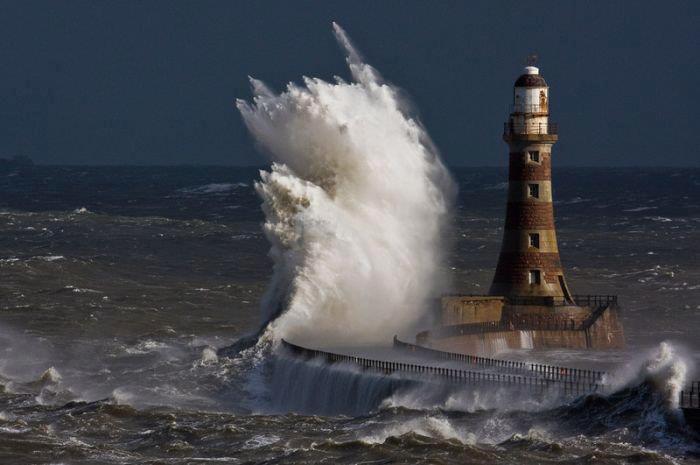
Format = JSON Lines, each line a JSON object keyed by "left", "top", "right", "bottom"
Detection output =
{"left": 529, "top": 151, "right": 540, "bottom": 163}
{"left": 528, "top": 183, "right": 540, "bottom": 198}
{"left": 529, "top": 233, "right": 540, "bottom": 248}
{"left": 529, "top": 270, "right": 541, "bottom": 285}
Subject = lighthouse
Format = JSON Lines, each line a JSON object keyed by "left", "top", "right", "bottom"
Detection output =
{"left": 489, "top": 64, "right": 573, "bottom": 302}
{"left": 415, "top": 62, "right": 624, "bottom": 353}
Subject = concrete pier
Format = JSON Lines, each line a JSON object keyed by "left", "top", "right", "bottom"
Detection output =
{"left": 282, "top": 338, "right": 698, "bottom": 429}
{"left": 280, "top": 338, "right": 606, "bottom": 399}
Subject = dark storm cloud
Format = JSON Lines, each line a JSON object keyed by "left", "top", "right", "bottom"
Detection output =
{"left": 0, "top": 0, "right": 697, "bottom": 166}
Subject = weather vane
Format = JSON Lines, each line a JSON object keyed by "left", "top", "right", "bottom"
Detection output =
{"left": 526, "top": 53, "right": 539, "bottom": 66}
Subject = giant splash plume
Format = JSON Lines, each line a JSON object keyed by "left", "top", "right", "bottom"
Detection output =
{"left": 236, "top": 24, "right": 455, "bottom": 346}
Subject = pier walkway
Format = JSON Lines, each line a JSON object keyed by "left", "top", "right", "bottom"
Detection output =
{"left": 392, "top": 336, "right": 605, "bottom": 384}
{"left": 280, "top": 338, "right": 700, "bottom": 428}
{"left": 281, "top": 339, "right": 605, "bottom": 398}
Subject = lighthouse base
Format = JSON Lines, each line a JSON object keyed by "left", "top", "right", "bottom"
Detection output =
{"left": 416, "top": 295, "right": 624, "bottom": 355}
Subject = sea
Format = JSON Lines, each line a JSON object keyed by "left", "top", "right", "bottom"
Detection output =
{"left": 0, "top": 165, "right": 699, "bottom": 464}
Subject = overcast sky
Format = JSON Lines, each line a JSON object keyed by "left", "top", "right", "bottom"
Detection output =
{"left": 1, "top": 1, "right": 698, "bottom": 166}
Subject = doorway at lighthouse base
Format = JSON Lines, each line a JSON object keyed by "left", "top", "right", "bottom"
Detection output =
{"left": 416, "top": 295, "right": 625, "bottom": 355}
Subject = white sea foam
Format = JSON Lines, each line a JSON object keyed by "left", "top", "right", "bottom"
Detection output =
{"left": 36, "top": 255, "right": 65, "bottom": 262}
{"left": 237, "top": 23, "right": 454, "bottom": 346}
{"left": 358, "top": 415, "right": 474, "bottom": 445}
{"left": 200, "top": 347, "right": 219, "bottom": 364}
{"left": 381, "top": 380, "right": 559, "bottom": 414}
{"left": 39, "top": 366, "right": 62, "bottom": 384}
{"left": 110, "top": 387, "right": 136, "bottom": 405}
{"left": 0, "top": 425, "right": 31, "bottom": 434}
{"left": 242, "top": 434, "right": 281, "bottom": 450}
{"left": 64, "top": 285, "right": 101, "bottom": 294}
{"left": 644, "top": 216, "right": 673, "bottom": 223}
{"left": 124, "top": 340, "right": 169, "bottom": 355}
{"left": 606, "top": 341, "right": 692, "bottom": 410}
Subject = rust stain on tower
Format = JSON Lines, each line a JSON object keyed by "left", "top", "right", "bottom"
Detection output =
{"left": 417, "top": 63, "right": 625, "bottom": 354}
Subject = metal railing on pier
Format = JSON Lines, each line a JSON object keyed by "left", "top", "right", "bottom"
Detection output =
{"left": 393, "top": 336, "right": 605, "bottom": 383}
{"left": 439, "top": 294, "right": 617, "bottom": 308}
{"left": 427, "top": 315, "right": 601, "bottom": 339}
{"left": 681, "top": 382, "right": 700, "bottom": 409}
{"left": 280, "top": 339, "right": 605, "bottom": 397}
{"left": 505, "top": 294, "right": 617, "bottom": 308}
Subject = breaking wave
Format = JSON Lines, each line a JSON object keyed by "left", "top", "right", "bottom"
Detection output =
{"left": 236, "top": 23, "right": 455, "bottom": 346}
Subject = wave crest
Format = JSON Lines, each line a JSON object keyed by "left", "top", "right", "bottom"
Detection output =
{"left": 237, "top": 24, "right": 455, "bottom": 345}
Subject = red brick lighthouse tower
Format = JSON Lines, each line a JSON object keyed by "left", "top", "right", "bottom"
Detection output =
{"left": 490, "top": 64, "right": 574, "bottom": 302}
{"left": 416, "top": 62, "right": 624, "bottom": 353}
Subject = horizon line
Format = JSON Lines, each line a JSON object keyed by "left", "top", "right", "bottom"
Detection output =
{"left": 22, "top": 163, "right": 700, "bottom": 169}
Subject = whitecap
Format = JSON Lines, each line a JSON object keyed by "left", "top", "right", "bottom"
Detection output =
{"left": 124, "top": 340, "right": 169, "bottom": 355}
{"left": 358, "top": 415, "right": 474, "bottom": 445}
{"left": 36, "top": 367, "right": 62, "bottom": 386}
{"left": 0, "top": 425, "right": 31, "bottom": 434}
{"left": 644, "top": 216, "right": 673, "bottom": 222}
{"left": 35, "top": 255, "right": 65, "bottom": 262}
{"left": 200, "top": 347, "right": 219, "bottom": 364}
{"left": 177, "top": 182, "right": 248, "bottom": 195}
{"left": 242, "top": 434, "right": 280, "bottom": 449}
{"left": 64, "top": 285, "right": 101, "bottom": 294}
{"left": 111, "top": 387, "right": 136, "bottom": 405}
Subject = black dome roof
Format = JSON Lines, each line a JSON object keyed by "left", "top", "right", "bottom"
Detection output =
{"left": 514, "top": 73, "right": 547, "bottom": 87}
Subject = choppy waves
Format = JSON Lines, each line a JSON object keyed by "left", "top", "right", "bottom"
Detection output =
{"left": 1, "top": 337, "right": 698, "bottom": 464}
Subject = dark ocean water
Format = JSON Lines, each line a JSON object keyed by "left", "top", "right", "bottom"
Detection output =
{"left": 0, "top": 166, "right": 699, "bottom": 464}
